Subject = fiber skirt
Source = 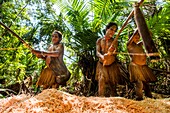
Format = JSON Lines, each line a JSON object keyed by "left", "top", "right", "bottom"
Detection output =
{"left": 95, "top": 61, "right": 125, "bottom": 85}
{"left": 36, "top": 67, "right": 56, "bottom": 87}
{"left": 129, "top": 62, "right": 157, "bottom": 83}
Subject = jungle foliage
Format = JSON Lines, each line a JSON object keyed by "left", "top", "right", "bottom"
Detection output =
{"left": 0, "top": 0, "right": 170, "bottom": 98}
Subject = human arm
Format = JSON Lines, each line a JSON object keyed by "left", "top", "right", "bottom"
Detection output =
{"left": 109, "top": 37, "right": 118, "bottom": 54}
{"left": 102, "top": 38, "right": 117, "bottom": 66}
{"left": 31, "top": 49, "right": 59, "bottom": 60}
{"left": 127, "top": 33, "right": 136, "bottom": 47}
{"left": 137, "top": 41, "right": 143, "bottom": 46}
{"left": 45, "top": 43, "right": 63, "bottom": 57}
{"left": 96, "top": 38, "right": 104, "bottom": 61}
{"left": 31, "top": 49, "right": 46, "bottom": 60}
{"left": 31, "top": 43, "right": 63, "bottom": 59}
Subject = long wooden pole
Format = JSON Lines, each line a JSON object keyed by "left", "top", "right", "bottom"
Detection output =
{"left": 116, "top": 0, "right": 144, "bottom": 38}
{"left": 109, "top": 0, "right": 144, "bottom": 50}
{"left": 104, "top": 0, "right": 144, "bottom": 66}
{"left": 134, "top": 3, "right": 160, "bottom": 59}
{"left": 0, "top": 21, "right": 33, "bottom": 50}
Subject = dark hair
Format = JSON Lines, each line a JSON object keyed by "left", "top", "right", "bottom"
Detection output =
{"left": 106, "top": 22, "right": 118, "bottom": 31}
{"left": 52, "top": 30, "right": 62, "bottom": 39}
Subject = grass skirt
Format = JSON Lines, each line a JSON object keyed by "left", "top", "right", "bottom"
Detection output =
{"left": 128, "top": 62, "right": 157, "bottom": 83}
{"left": 36, "top": 58, "right": 71, "bottom": 87}
{"left": 36, "top": 67, "right": 56, "bottom": 87}
{"left": 95, "top": 61, "right": 125, "bottom": 85}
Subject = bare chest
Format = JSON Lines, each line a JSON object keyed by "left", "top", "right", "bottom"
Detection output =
{"left": 48, "top": 45, "right": 58, "bottom": 51}
{"left": 100, "top": 39, "right": 113, "bottom": 53}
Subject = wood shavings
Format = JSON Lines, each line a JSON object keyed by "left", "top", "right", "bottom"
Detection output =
{"left": 0, "top": 89, "right": 170, "bottom": 113}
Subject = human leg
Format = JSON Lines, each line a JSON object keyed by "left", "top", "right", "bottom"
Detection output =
{"left": 143, "top": 82, "right": 152, "bottom": 98}
{"left": 98, "top": 76, "right": 105, "bottom": 96}
{"left": 135, "top": 80, "right": 143, "bottom": 100}
{"left": 42, "top": 84, "right": 49, "bottom": 89}
{"left": 52, "top": 84, "right": 59, "bottom": 88}
{"left": 109, "top": 83, "right": 118, "bottom": 96}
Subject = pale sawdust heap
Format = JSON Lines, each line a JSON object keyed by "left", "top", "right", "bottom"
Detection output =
{"left": 0, "top": 89, "right": 169, "bottom": 113}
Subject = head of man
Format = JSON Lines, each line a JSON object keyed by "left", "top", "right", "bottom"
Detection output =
{"left": 105, "top": 22, "right": 118, "bottom": 39}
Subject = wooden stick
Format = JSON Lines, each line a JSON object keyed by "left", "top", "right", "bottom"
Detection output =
{"left": 0, "top": 48, "right": 18, "bottom": 50}
{"left": 116, "top": 0, "right": 144, "bottom": 37}
{"left": 110, "top": 0, "right": 144, "bottom": 48}
{"left": 104, "top": 0, "right": 144, "bottom": 66}
{"left": 0, "top": 21, "right": 33, "bottom": 50}
{"left": 114, "top": 52, "right": 160, "bottom": 56}
{"left": 134, "top": 2, "right": 160, "bottom": 59}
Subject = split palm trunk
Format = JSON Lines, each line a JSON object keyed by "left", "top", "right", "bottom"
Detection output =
{"left": 134, "top": 4, "right": 160, "bottom": 60}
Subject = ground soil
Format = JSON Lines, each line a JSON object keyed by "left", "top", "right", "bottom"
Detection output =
{"left": 0, "top": 89, "right": 169, "bottom": 113}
